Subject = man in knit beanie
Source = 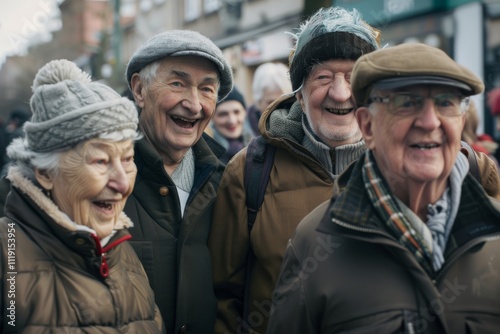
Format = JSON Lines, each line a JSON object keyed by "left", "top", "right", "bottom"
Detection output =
{"left": 209, "top": 7, "right": 380, "bottom": 334}
{"left": 210, "top": 86, "right": 255, "bottom": 164}
{"left": 123, "top": 30, "right": 232, "bottom": 334}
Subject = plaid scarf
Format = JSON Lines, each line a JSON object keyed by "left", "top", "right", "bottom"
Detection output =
{"left": 361, "top": 150, "right": 434, "bottom": 273}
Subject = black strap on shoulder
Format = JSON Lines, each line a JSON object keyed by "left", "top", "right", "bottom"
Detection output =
{"left": 460, "top": 140, "right": 481, "bottom": 183}
{"left": 244, "top": 136, "right": 276, "bottom": 231}
{"left": 241, "top": 136, "right": 276, "bottom": 333}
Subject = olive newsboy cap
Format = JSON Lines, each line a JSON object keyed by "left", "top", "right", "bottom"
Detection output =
{"left": 351, "top": 43, "right": 484, "bottom": 106}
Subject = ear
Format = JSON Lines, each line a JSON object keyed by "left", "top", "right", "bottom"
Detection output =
{"left": 131, "top": 73, "right": 145, "bottom": 109}
{"left": 355, "top": 106, "right": 375, "bottom": 150}
{"left": 34, "top": 168, "right": 54, "bottom": 191}
{"left": 295, "top": 90, "right": 305, "bottom": 110}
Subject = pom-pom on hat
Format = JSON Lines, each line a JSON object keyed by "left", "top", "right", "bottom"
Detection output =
{"left": 126, "top": 30, "right": 233, "bottom": 101}
{"left": 288, "top": 7, "right": 380, "bottom": 92}
{"left": 22, "top": 59, "right": 138, "bottom": 153}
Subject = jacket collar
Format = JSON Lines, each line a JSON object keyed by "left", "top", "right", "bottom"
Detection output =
{"left": 317, "top": 157, "right": 500, "bottom": 249}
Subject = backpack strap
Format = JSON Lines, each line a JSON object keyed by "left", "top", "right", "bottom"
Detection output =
{"left": 460, "top": 140, "right": 481, "bottom": 183}
{"left": 244, "top": 136, "right": 277, "bottom": 231}
{"left": 241, "top": 136, "right": 276, "bottom": 333}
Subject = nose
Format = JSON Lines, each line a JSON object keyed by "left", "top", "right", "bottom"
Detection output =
{"left": 227, "top": 112, "right": 238, "bottom": 126}
{"left": 108, "top": 163, "right": 130, "bottom": 195}
{"left": 328, "top": 75, "right": 351, "bottom": 102}
{"left": 414, "top": 99, "right": 441, "bottom": 130}
{"left": 181, "top": 88, "right": 202, "bottom": 114}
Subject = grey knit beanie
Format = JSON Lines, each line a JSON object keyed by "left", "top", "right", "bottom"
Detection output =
{"left": 21, "top": 59, "right": 138, "bottom": 154}
{"left": 125, "top": 30, "right": 233, "bottom": 101}
{"left": 288, "top": 7, "right": 381, "bottom": 91}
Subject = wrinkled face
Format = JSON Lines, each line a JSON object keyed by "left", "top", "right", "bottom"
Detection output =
{"left": 297, "top": 59, "right": 361, "bottom": 148}
{"left": 356, "top": 84, "right": 466, "bottom": 187}
{"left": 213, "top": 100, "right": 247, "bottom": 139}
{"left": 38, "top": 139, "right": 137, "bottom": 239}
{"left": 257, "top": 87, "right": 284, "bottom": 113}
{"left": 132, "top": 56, "right": 219, "bottom": 161}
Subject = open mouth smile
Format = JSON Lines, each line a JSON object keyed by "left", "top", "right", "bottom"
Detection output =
{"left": 172, "top": 116, "right": 198, "bottom": 128}
{"left": 325, "top": 108, "right": 353, "bottom": 115}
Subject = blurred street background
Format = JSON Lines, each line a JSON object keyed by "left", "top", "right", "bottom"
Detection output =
{"left": 1, "top": 0, "right": 500, "bottom": 136}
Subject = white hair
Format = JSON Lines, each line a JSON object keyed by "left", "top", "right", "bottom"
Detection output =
{"left": 10, "top": 129, "right": 141, "bottom": 182}
{"left": 252, "top": 62, "right": 292, "bottom": 102}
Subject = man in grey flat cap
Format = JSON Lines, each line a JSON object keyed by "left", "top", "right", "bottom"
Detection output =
{"left": 124, "top": 30, "right": 233, "bottom": 334}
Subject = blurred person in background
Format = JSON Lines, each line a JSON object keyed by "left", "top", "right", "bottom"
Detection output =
{"left": 0, "top": 108, "right": 31, "bottom": 175}
{"left": 487, "top": 87, "right": 500, "bottom": 163}
{"left": 462, "top": 100, "right": 499, "bottom": 170}
{"left": 0, "top": 59, "right": 164, "bottom": 332}
{"left": 125, "top": 30, "right": 233, "bottom": 334}
{"left": 246, "top": 62, "right": 292, "bottom": 135}
{"left": 210, "top": 86, "right": 254, "bottom": 164}
{"left": 268, "top": 42, "right": 500, "bottom": 334}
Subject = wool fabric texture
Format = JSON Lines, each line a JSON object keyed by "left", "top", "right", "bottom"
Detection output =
{"left": 126, "top": 30, "right": 233, "bottom": 101}
{"left": 351, "top": 43, "right": 485, "bottom": 106}
{"left": 217, "top": 86, "right": 246, "bottom": 109}
{"left": 20, "top": 59, "right": 138, "bottom": 154}
{"left": 288, "top": 7, "right": 380, "bottom": 91}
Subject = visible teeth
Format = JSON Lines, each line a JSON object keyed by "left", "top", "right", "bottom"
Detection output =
{"left": 172, "top": 116, "right": 195, "bottom": 123}
{"left": 414, "top": 144, "right": 438, "bottom": 150}
{"left": 95, "top": 201, "right": 112, "bottom": 209}
{"left": 326, "top": 108, "right": 352, "bottom": 115}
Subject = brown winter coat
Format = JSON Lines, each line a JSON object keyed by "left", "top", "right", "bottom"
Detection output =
{"left": 268, "top": 157, "right": 500, "bottom": 333}
{"left": 209, "top": 95, "right": 365, "bottom": 334}
{"left": 0, "top": 168, "right": 164, "bottom": 333}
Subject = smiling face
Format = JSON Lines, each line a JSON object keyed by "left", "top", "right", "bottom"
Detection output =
{"left": 356, "top": 84, "right": 466, "bottom": 196}
{"left": 131, "top": 56, "right": 220, "bottom": 163}
{"left": 296, "top": 59, "right": 361, "bottom": 148}
{"left": 36, "top": 139, "right": 137, "bottom": 239}
{"left": 213, "top": 100, "right": 247, "bottom": 139}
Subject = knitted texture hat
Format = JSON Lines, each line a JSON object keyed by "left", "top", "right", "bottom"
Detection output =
{"left": 19, "top": 59, "right": 138, "bottom": 154}
{"left": 126, "top": 30, "right": 233, "bottom": 101}
{"left": 288, "top": 7, "right": 380, "bottom": 91}
{"left": 217, "top": 86, "right": 246, "bottom": 109}
{"left": 351, "top": 43, "right": 484, "bottom": 106}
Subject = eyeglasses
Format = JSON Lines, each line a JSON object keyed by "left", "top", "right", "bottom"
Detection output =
{"left": 367, "top": 92, "right": 470, "bottom": 117}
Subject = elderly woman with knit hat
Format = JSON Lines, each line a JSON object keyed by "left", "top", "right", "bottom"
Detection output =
{"left": 0, "top": 59, "right": 164, "bottom": 332}
{"left": 210, "top": 86, "right": 254, "bottom": 164}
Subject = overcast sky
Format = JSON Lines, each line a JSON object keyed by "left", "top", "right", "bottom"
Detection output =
{"left": 0, "top": 0, "right": 64, "bottom": 69}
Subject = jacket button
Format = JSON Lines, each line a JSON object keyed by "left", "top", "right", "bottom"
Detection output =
{"left": 179, "top": 324, "right": 187, "bottom": 333}
{"left": 159, "top": 186, "right": 169, "bottom": 196}
{"left": 75, "top": 238, "right": 85, "bottom": 245}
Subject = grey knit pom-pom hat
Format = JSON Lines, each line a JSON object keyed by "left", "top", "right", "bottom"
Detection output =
{"left": 21, "top": 59, "right": 139, "bottom": 154}
{"left": 125, "top": 30, "right": 233, "bottom": 101}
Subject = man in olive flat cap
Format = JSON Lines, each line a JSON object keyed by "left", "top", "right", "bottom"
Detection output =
{"left": 268, "top": 43, "right": 500, "bottom": 333}
{"left": 124, "top": 30, "right": 233, "bottom": 334}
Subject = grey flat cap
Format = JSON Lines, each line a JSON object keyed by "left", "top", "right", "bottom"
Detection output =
{"left": 126, "top": 30, "right": 233, "bottom": 101}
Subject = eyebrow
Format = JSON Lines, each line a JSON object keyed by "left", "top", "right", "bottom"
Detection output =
{"left": 171, "top": 70, "right": 218, "bottom": 85}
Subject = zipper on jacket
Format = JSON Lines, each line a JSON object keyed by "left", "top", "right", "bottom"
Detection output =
{"left": 91, "top": 234, "right": 132, "bottom": 278}
{"left": 434, "top": 234, "right": 500, "bottom": 282}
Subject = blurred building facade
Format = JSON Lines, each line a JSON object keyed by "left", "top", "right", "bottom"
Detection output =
{"left": 1, "top": 0, "right": 500, "bottom": 135}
